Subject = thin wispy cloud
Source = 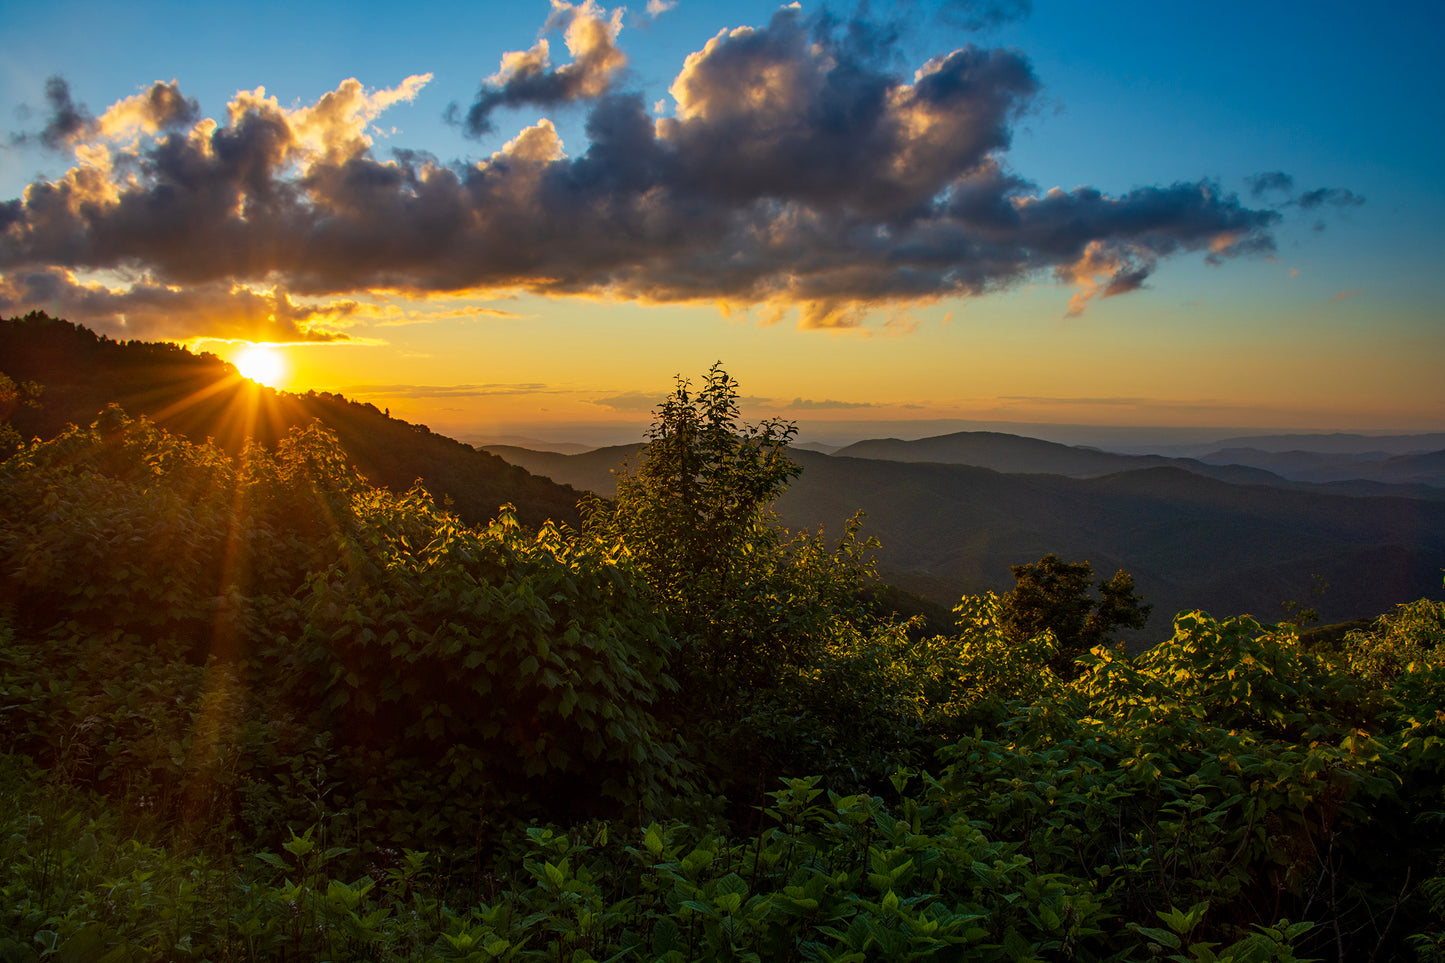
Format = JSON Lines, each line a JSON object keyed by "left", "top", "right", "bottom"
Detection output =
{"left": 1246, "top": 171, "right": 1294, "bottom": 198}
{"left": 1297, "top": 187, "right": 1365, "bottom": 210}
{"left": 1000, "top": 395, "right": 1152, "bottom": 407}
{"left": 591, "top": 391, "right": 665, "bottom": 412}
{"left": 935, "top": 0, "right": 1032, "bottom": 31}
{"left": 1, "top": 6, "right": 1297, "bottom": 342}
{"left": 368, "top": 305, "right": 523, "bottom": 327}
{"left": 1245, "top": 172, "right": 1364, "bottom": 232}
{"left": 344, "top": 383, "right": 554, "bottom": 399}
{"left": 785, "top": 397, "right": 881, "bottom": 410}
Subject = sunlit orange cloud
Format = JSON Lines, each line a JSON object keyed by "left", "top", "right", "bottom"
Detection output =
{"left": 0, "top": 268, "right": 365, "bottom": 344}
{"left": 94, "top": 81, "right": 200, "bottom": 144}
{"left": 1058, "top": 241, "right": 1153, "bottom": 318}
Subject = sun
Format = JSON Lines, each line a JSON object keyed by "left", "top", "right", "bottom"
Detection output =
{"left": 233, "top": 344, "right": 286, "bottom": 387}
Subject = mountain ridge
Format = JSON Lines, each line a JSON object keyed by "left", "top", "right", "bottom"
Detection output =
{"left": 0, "top": 313, "right": 585, "bottom": 530}
{"left": 484, "top": 443, "right": 1445, "bottom": 626}
{"left": 831, "top": 429, "right": 1445, "bottom": 492}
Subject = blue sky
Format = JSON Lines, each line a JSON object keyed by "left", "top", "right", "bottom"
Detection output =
{"left": 1, "top": 0, "right": 1440, "bottom": 442}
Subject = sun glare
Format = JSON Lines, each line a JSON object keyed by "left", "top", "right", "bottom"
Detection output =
{"left": 234, "top": 344, "right": 286, "bottom": 387}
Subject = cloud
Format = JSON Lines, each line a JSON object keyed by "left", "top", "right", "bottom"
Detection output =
{"left": 1, "top": 8, "right": 1282, "bottom": 339}
{"left": 35, "top": 77, "right": 94, "bottom": 150}
{"left": 1000, "top": 395, "right": 1151, "bottom": 406}
{"left": 1247, "top": 171, "right": 1294, "bottom": 198}
{"left": 1297, "top": 187, "right": 1365, "bottom": 210}
{"left": 645, "top": 0, "right": 677, "bottom": 17}
{"left": 96, "top": 81, "right": 202, "bottom": 142}
{"left": 1246, "top": 172, "right": 1364, "bottom": 223}
{"left": 0, "top": 266, "right": 354, "bottom": 342}
{"left": 343, "top": 382, "right": 551, "bottom": 398}
{"left": 369, "top": 305, "right": 521, "bottom": 326}
{"left": 12, "top": 77, "right": 201, "bottom": 152}
{"left": 1329, "top": 288, "right": 1362, "bottom": 303}
{"left": 592, "top": 390, "right": 665, "bottom": 412}
{"left": 454, "top": 0, "right": 627, "bottom": 136}
{"left": 936, "top": 0, "right": 1032, "bottom": 31}
{"left": 1059, "top": 239, "right": 1151, "bottom": 317}
{"left": 786, "top": 397, "right": 879, "bottom": 410}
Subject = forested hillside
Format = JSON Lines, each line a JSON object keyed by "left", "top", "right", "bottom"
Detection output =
{"left": 0, "top": 313, "right": 583, "bottom": 529}
{"left": 834, "top": 431, "right": 1281, "bottom": 485}
{"left": 485, "top": 443, "right": 1445, "bottom": 626}
{"left": 834, "top": 430, "right": 1445, "bottom": 495}
{"left": 5, "top": 343, "right": 1445, "bottom": 960}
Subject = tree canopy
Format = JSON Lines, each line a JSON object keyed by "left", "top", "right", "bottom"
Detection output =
{"left": 998, "top": 552, "right": 1152, "bottom": 674}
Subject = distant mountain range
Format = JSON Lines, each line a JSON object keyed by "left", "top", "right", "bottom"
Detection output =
{"left": 829, "top": 430, "right": 1445, "bottom": 493}
{"left": 484, "top": 442, "right": 1445, "bottom": 629}
{"left": 1195, "top": 432, "right": 1445, "bottom": 456}
{"left": 835, "top": 432, "right": 1277, "bottom": 482}
{"left": 1195, "top": 447, "right": 1445, "bottom": 487}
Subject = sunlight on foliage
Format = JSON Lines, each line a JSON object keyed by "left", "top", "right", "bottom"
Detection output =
{"left": 2, "top": 390, "right": 1444, "bottom": 960}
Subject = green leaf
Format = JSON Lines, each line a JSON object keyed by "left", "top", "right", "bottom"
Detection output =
{"left": 644, "top": 823, "right": 665, "bottom": 857}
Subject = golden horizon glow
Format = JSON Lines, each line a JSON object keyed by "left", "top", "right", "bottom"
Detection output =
{"left": 233, "top": 343, "right": 287, "bottom": 388}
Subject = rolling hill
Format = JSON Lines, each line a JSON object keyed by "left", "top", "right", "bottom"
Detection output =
{"left": 831, "top": 429, "right": 1445, "bottom": 495}
{"left": 1197, "top": 447, "right": 1445, "bottom": 487}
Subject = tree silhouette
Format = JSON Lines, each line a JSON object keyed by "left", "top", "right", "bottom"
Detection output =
{"left": 999, "top": 553, "right": 1151, "bottom": 675}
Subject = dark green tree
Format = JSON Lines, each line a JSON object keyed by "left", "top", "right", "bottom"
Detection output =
{"left": 584, "top": 363, "right": 866, "bottom": 690}
{"left": 0, "top": 372, "right": 42, "bottom": 459}
{"left": 603, "top": 362, "right": 799, "bottom": 606}
{"left": 999, "top": 553, "right": 1151, "bottom": 675}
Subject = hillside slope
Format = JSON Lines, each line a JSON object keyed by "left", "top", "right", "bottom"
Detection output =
{"left": 487, "top": 443, "right": 1445, "bottom": 625}
{"left": 833, "top": 429, "right": 1445, "bottom": 495}
{"left": 0, "top": 314, "right": 584, "bottom": 530}
{"left": 1199, "top": 446, "right": 1445, "bottom": 487}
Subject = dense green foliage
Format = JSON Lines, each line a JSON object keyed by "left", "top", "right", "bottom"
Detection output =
{"left": 3, "top": 366, "right": 1445, "bottom": 960}
{"left": 0, "top": 410, "right": 689, "bottom": 849}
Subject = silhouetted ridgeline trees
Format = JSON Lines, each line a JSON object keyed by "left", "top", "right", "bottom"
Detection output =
{"left": 0, "top": 311, "right": 583, "bottom": 529}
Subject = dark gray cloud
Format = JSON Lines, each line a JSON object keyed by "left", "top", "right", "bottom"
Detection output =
{"left": 937, "top": 0, "right": 1032, "bottom": 31}
{"left": 37, "top": 76, "right": 93, "bottom": 150}
{"left": 1297, "top": 187, "right": 1365, "bottom": 210}
{"left": 1247, "top": 171, "right": 1294, "bottom": 197}
{"left": 1247, "top": 172, "right": 1363, "bottom": 216}
{"left": 454, "top": 0, "right": 627, "bottom": 136}
{"left": 1, "top": 8, "right": 1284, "bottom": 336}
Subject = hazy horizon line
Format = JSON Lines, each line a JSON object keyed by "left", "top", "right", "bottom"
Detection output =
{"left": 442, "top": 418, "right": 1445, "bottom": 455}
